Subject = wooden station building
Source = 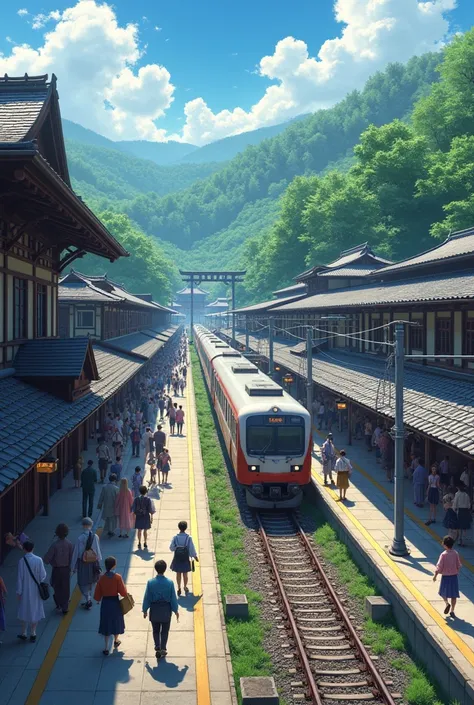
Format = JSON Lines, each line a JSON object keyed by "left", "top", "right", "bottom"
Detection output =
{"left": 0, "top": 75, "right": 179, "bottom": 560}
{"left": 224, "top": 230, "right": 474, "bottom": 479}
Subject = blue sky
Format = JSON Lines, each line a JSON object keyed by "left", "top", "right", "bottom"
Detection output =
{"left": 1, "top": 1, "right": 473, "bottom": 144}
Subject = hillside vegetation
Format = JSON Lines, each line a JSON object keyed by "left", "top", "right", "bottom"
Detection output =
{"left": 120, "top": 53, "right": 440, "bottom": 253}
{"left": 241, "top": 29, "right": 474, "bottom": 303}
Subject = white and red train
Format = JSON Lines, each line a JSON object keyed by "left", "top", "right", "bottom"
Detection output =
{"left": 194, "top": 325, "right": 312, "bottom": 508}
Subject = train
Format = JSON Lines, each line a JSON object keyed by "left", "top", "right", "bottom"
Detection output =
{"left": 193, "top": 325, "right": 312, "bottom": 508}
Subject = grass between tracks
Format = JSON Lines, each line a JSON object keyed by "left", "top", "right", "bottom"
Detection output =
{"left": 309, "top": 514, "right": 456, "bottom": 705}
{"left": 192, "top": 350, "right": 272, "bottom": 700}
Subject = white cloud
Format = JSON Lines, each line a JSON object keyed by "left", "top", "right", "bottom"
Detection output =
{"left": 17, "top": 8, "right": 29, "bottom": 16}
{"left": 182, "top": 0, "right": 456, "bottom": 145}
{"left": 154, "top": 26, "right": 162, "bottom": 32}
{"left": 0, "top": 0, "right": 175, "bottom": 141}
{"left": 32, "top": 10, "right": 62, "bottom": 30}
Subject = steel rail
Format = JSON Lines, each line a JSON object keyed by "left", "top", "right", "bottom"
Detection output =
{"left": 256, "top": 512, "right": 323, "bottom": 705}
{"left": 292, "top": 513, "right": 397, "bottom": 705}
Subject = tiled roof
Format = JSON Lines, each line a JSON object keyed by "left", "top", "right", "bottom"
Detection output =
{"left": 296, "top": 244, "right": 391, "bottom": 281}
{"left": 0, "top": 75, "right": 49, "bottom": 143}
{"left": 318, "top": 265, "right": 379, "bottom": 278}
{"left": 232, "top": 294, "right": 306, "bottom": 314}
{"left": 273, "top": 283, "right": 307, "bottom": 296}
{"left": 225, "top": 330, "right": 474, "bottom": 458}
{"left": 59, "top": 272, "right": 157, "bottom": 309}
{"left": 102, "top": 326, "right": 178, "bottom": 359}
{"left": 13, "top": 337, "right": 96, "bottom": 378}
{"left": 0, "top": 344, "right": 143, "bottom": 493}
{"left": 272, "top": 271, "right": 474, "bottom": 312}
{"left": 58, "top": 283, "right": 120, "bottom": 303}
{"left": 176, "top": 286, "right": 208, "bottom": 296}
{"left": 375, "top": 227, "right": 474, "bottom": 274}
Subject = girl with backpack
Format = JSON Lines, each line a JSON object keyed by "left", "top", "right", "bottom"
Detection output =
{"left": 169, "top": 521, "right": 198, "bottom": 595}
{"left": 131, "top": 486, "right": 155, "bottom": 551}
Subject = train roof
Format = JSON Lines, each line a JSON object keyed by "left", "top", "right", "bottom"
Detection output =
{"left": 194, "top": 325, "right": 310, "bottom": 417}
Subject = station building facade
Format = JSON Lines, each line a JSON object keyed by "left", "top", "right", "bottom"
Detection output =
{"left": 0, "top": 74, "right": 179, "bottom": 561}
{"left": 226, "top": 229, "right": 474, "bottom": 482}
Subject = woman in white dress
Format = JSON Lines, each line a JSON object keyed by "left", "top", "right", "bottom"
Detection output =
{"left": 17, "top": 540, "right": 47, "bottom": 642}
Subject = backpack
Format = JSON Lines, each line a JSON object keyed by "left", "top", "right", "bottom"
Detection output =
{"left": 174, "top": 534, "right": 190, "bottom": 561}
{"left": 135, "top": 497, "right": 148, "bottom": 517}
{"left": 82, "top": 531, "right": 98, "bottom": 563}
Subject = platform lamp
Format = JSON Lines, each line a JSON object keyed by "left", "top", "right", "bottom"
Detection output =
{"left": 335, "top": 399, "right": 347, "bottom": 433}
{"left": 36, "top": 455, "right": 58, "bottom": 517}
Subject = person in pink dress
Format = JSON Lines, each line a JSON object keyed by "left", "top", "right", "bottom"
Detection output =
{"left": 115, "top": 478, "right": 134, "bottom": 538}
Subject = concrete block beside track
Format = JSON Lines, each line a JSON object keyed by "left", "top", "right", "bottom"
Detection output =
{"left": 241, "top": 677, "right": 279, "bottom": 705}
{"left": 225, "top": 594, "right": 249, "bottom": 618}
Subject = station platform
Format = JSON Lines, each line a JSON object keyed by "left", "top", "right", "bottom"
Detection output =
{"left": 311, "top": 426, "right": 474, "bottom": 704}
{"left": 0, "top": 365, "right": 235, "bottom": 705}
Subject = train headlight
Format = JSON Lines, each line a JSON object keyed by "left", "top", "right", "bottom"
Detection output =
{"left": 253, "top": 484, "right": 263, "bottom": 495}
{"left": 291, "top": 465, "right": 301, "bottom": 472}
{"left": 289, "top": 484, "right": 301, "bottom": 495}
{"left": 249, "top": 464, "right": 260, "bottom": 472}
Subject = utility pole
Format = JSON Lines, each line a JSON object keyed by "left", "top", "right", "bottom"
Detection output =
{"left": 245, "top": 317, "right": 250, "bottom": 352}
{"left": 390, "top": 323, "right": 409, "bottom": 556}
{"left": 306, "top": 326, "right": 313, "bottom": 413}
{"left": 189, "top": 274, "right": 194, "bottom": 344}
{"left": 231, "top": 276, "right": 236, "bottom": 349}
{"left": 269, "top": 317, "right": 274, "bottom": 378}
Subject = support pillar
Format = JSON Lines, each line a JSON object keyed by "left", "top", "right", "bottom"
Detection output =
{"left": 390, "top": 323, "right": 409, "bottom": 556}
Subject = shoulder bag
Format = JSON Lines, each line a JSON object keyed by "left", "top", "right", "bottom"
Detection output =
{"left": 23, "top": 557, "right": 50, "bottom": 601}
{"left": 120, "top": 592, "right": 135, "bottom": 615}
{"left": 82, "top": 531, "right": 98, "bottom": 563}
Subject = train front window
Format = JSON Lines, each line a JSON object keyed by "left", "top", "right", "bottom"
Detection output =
{"left": 246, "top": 416, "right": 305, "bottom": 456}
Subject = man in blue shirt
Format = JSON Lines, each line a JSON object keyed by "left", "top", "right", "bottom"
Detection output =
{"left": 143, "top": 560, "right": 179, "bottom": 658}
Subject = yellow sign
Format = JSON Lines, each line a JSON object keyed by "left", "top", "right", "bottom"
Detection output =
{"left": 283, "top": 375, "right": 294, "bottom": 384}
{"left": 336, "top": 402, "right": 347, "bottom": 411}
{"left": 268, "top": 417, "right": 284, "bottom": 424}
{"left": 36, "top": 460, "right": 58, "bottom": 474}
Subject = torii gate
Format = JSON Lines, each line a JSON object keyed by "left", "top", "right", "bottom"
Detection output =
{"left": 179, "top": 270, "right": 246, "bottom": 343}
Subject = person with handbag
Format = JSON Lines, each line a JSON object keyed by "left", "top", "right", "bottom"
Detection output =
{"left": 71, "top": 518, "right": 102, "bottom": 610}
{"left": 94, "top": 556, "right": 128, "bottom": 655}
{"left": 169, "top": 521, "right": 198, "bottom": 596}
{"left": 16, "top": 540, "right": 48, "bottom": 642}
{"left": 143, "top": 559, "right": 179, "bottom": 659}
{"left": 131, "top": 486, "right": 155, "bottom": 551}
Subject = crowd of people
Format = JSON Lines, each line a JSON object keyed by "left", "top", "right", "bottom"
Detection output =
{"left": 1, "top": 333, "right": 197, "bottom": 658}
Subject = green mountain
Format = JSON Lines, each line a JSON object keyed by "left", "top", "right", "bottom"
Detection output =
{"left": 62, "top": 119, "right": 197, "bottom": 165}
{"left": 65, "top": 139, "right": 223, "bottom": 203}
{"left": 178, "top": 115, "right": 309, "bottom": 164}
{"left": 120, "top": 53, "right": 440, "bottom": 256}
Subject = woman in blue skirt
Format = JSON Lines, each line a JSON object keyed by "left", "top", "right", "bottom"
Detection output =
{"left": 94, "top": 556, "right": 128, "bottom": 654}
{"left": 170, "top": 521, "right": 198, "bottom": 596}
{"left": 433, "top": 536, "right": 461, "bottom": 618}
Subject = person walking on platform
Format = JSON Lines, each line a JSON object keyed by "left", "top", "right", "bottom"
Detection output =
{"left": 434, "top": 536, "right": 461, "bottom": 617}
{"left": 116, "top": 478, "right": 134, "bottom": 538}
{"left": 131, "top": 425, "right": 141, "bottom": 458}
{"left": 132, "top": 466, "right": 144, "bottom": 498}
{"left": 154, "top": 425, "right": 166, "bottom": 456}
{"left": 364, "top": 417, "right": 373, "bottom": 451}
{"left": 168, "top": 403, "right": 177, "bottom": 435}
{"left": 453, "top": 483, "right": 472, "bottom": 547}
{"left": 170, "top": 521, "right": 198, "bottom": 596}
{"left": 426, "top": 465, "right": 441, "bottom": 525}
{"left": 81, "top": 460, "right": 98, "bottom": 519}
{"left": 335, "top": 450, "right": 352, "bottom": 502}
{"left": 132, "top": 486, "right": 155, "bottom": 550}
{"left": 158, "top": 396, "right": 166, "bottom": 421}
{"left": 94, "top": 556, "right": 128, "bottom": 655}
{"left": 98, "top": 474, "right": 119, "bottom": 538}
{"left": 43, "top": 523, "right": 73, "bottom": 614}
{"left": 16, "top": 540, "right": 47, "bottom": 642}
{"left": 176, "top": 405, "right": 185, "bottom": 435}
{"left": 71, "top": 518, "right": 102, "bottom": 610}
{"left": 321, "top": 433, "right": 336, "bottom": 485}
{"left": 412, "top": 458, "right": 428, "bottom": 508}
{"left": 96, "top": 438, "right": 111, "bottom": 483}
{"left": 158, "top": 448, "right": 172, "bottom": 486}
{"left": 143, "top": 559, "right": 179, "bottom": 658}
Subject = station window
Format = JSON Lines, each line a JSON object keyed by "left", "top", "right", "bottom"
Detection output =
{"left": 464, "top": 318, "right": 474, "bottom": 356}
{"left": 36, "top": 284, "right": 47, "bottom": 337}
{"left": 435, "top": 316, "right": 453, "bottom": 357}
{"left": 13, "top": 277, "right": 28, "bottom": 340}
{"left": 410, "top": 318, "right": 424, "bottom": 351}
{"left": 76, "top": 309, "right": 95, "bottom": 328}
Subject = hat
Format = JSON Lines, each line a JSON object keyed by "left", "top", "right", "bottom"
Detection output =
{"left": 327, "top": 433, "right": 333, "bottom": 438}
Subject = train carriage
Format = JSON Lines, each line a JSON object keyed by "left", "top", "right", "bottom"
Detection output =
{"left": 194, "top": 325, "right": 312, "bottom": 508}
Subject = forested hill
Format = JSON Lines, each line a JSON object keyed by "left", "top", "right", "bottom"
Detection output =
{"left": 122, "top": 52, "right": 441, "bottom": 252}
{"left": 65, "top": 139, "right": 223, "bottom": 203}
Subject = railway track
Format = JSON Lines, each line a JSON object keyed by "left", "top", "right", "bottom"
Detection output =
{"left": 256, "top": 511, "right": 399, "bottom": 705}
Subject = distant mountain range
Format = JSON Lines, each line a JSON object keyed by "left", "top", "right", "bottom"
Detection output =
{"left": 62, "top": 116, "right": 307, "bottom": 167}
